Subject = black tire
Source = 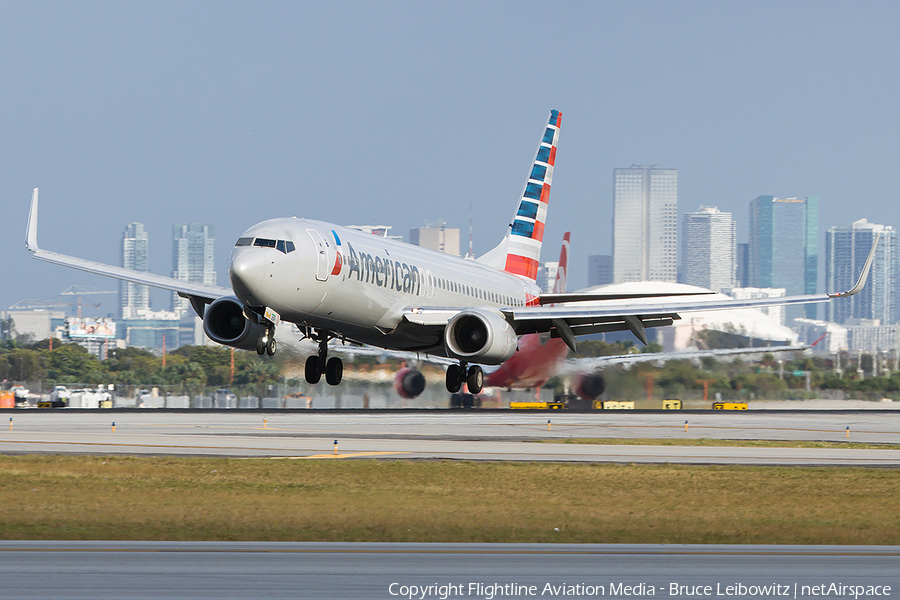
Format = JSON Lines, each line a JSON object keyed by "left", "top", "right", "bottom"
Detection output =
{"left": 466, "top": 365, "right": 484, "bottom": 394}
{"left": 325, "top": 357, "right": 343, "bottom": 386}
{"left": 266, "top": 337, "right": 277, "bottom": 356}
{"left": 446, "top": 364, "right": 462, "bottom": 394}
{"left": 305, "top": 356, "right": 321, "bottom": 384}
{"left": 256, "top": 336, "right": 266, "bottom": 355}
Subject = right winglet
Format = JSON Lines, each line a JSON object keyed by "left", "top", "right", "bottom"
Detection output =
{"left": 828, "top": 232, "right": 880, "bottom": 298}
{"left": 25, "top": 188, "right": 39, "bottom": 252}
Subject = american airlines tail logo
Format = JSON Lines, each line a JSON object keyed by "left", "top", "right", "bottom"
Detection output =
{"left": 504, "top": 109, "right": 561, "bottom": 281}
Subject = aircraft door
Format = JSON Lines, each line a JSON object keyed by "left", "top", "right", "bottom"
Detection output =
{"left": 307, "top": 229, "right": 329, "bottom": 281}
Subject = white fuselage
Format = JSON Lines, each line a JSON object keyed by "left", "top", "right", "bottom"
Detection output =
{"left": 229, "top": 218, "right": 539, "bottom": 354}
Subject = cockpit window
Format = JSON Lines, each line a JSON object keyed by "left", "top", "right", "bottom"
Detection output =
{"left": 249, "top": 237, "right": 294, "bottom": 254}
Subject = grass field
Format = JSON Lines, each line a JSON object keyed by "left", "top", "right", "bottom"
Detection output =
{"left": 2, "top": 454, "right": 899, "bottom": 544}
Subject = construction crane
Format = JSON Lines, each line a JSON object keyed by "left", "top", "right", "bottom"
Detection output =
{"left": 58, "top": 286, "right": 117, "bottom": 317}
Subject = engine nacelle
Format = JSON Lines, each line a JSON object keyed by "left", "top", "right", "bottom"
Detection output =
{"left": 202, "top": 296, "right": 268, "bottom": 351}
{"left": 393, "top": 367, "right": 426, "bottom": 399}
{"left": 573, "top": 373, "right": 606, "bottom": 401}
{"left": 444, "top": 309, "right": 517, "bottom": 365}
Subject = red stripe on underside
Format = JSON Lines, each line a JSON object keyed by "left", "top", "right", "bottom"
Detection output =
{"left": 504, "top": 254, "right": 539, "bottom": 280}
{"left": 540, "top": 183, "right": 551, "bottom": 203}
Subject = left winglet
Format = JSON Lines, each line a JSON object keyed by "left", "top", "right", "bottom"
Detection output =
{"left": 26, "top": 188, "right": 39, "bottom": 251}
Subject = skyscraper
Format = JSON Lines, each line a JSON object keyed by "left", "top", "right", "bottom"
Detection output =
{"left": 612, "top": 166, "right": 677, "bottom": 283}
{"left": 120, "top": 222, "right": 149, "bottom": 319}
{"left": 749, "top": 196, "right": 818, "bottom": 320}
{"left": 682, "top": 206, "right": 736, "bottom": 292}
{"left": 587, "top": 254, "right": 614, "bottom": 287}
{"left": 826, "top": 219, "right": 898, "bottom": 324}
{"left": 172, "top": 224, "right": 216, "bottom": 315}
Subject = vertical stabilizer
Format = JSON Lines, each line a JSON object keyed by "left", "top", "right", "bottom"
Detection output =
{"left": 552, "top": 232, "right": 570, "bottom": 294}
{"left": 477, "top": 110, "right": 562, "bottom": 278}
{"left": 504, "top": 109, "right": 561, "bottom": 280}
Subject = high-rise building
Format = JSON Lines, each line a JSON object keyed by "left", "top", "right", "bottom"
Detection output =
{"left": 826, "top": 218, "right": 898, "bottom": 325}
{"left": 749, "top": 196, "right": 818, "bottom": 320}
{"left": 537, "top": 261, "right": 559, "bottom": 293}
{"left": 682, "top": 206, "right": 736, "bottom": 292}
{"left": 588, "top": 255, "right": 614, "bottom": 287}
{"left": 121, "top": 223, "right": 150, "bottom": 319}
{"left": 735, "top": 242, "right": 750, "bottom": 288}
{"left": 171, "top": 224, "right": 216, "bottom": 315}
{"left": 410, "top": 224, "right": 460, "bottom": 256}
{"left": 612, "top": 166, "right": 677, "bottom": 283}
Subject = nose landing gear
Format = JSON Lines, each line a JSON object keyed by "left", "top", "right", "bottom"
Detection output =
{"left": 303, "top": 330, "right": 343, "bottom": 386}
{"left": 256, "top": 327, "right": 277, "bottom": 356}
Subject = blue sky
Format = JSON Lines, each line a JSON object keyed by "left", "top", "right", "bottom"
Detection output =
{"left": 2, "top": 1, "right": 899, "bottom": 315}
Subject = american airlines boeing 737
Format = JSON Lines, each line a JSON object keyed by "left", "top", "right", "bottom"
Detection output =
{"left": 25, "top": 110, "right": 878, "bottom": 394}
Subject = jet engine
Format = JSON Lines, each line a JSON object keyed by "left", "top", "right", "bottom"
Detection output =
{"left": 444, "top": 309, "right": 517, "bottom": 365}
{"left": 393, "top": 366, "right": 426, "bottom": 399}
{"left": 573, "top": 373, "right": 606, "bottom": 401}
{"left": 202, "top": 296, "right": 269, "bottom": 351}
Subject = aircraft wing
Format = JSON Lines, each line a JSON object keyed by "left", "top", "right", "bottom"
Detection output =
{"left": 25, "top": 189, "right": 231, "bottom": 305}
{"left": 557, "top": 344, "right": 811, "bottom": 374}
{"left": 507, "top": 233, "right": 878, "bottom": 349}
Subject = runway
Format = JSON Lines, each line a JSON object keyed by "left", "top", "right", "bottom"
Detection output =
{"left": 0, "top": 541, "right": 896, "bottom": 599}
{"left": 3, "top": 410, "right": 900, "bottom": 465}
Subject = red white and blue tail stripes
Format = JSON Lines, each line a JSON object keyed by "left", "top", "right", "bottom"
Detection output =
{"left": 504, "top": 109, "right": 561, "bottom": 281}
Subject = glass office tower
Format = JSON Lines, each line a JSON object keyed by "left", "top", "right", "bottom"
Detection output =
{"left": 749, "top": 196, "right": 818, "bottom": 320}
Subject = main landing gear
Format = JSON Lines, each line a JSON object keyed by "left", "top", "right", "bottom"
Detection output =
{"left": 446, "top": 362, "right": 483, "bottom": 394}
{"left": 304, "top": 330, "right": 343, "bottom": 386}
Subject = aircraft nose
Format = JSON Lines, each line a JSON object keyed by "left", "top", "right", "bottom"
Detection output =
{"left": 230, "top": 248, "right": 267, "bottom": 298}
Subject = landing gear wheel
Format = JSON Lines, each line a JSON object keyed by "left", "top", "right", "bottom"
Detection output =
{"left": 325, "top": 357, "right": 343, "bottom": 386}
{"left": 256, "top": 336, "right": 266, "bottom": 356}
{"left": 305, "top": 356, "right": 321, "bottom": 384}
{"left": 466, "top": 365, "right": 484, "bottom": 394}
{"left": 266, "top": 337, "right": 277, "bottom": 356}
{"left": 446, "top": 364, "right": 462, "bottom": 394}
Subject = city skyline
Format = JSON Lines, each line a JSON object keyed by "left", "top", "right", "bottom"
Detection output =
{"left": 5, "top": 3, "right": 900, "bottom": 320}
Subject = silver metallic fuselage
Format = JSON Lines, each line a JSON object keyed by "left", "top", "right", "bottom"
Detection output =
{"left": 229, "top": 218, "right": 539, "bottom": 353}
